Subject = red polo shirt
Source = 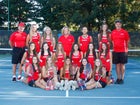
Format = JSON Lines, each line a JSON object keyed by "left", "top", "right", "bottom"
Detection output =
{"left": 111, "top": 28, "right": 130, "bottom": 52}
{"left": 9, "top": 31, "right": 27, "bottom": 48}
{"left": 58, "top": 34, "right": 75, "bottom": 56}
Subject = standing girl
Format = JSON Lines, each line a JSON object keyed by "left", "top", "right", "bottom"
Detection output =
{"left": 70, "top": 43, "right": 83, "bottom": 67}
{"left": 26, "top": 23, "right": 41, "bottom": 53}
{"left": 99, "top": 42, "right": 112, "bottom": 84}
{"left": 20, "top": 42, "right": 37, "bottom": 78}
{"left": 78, "top": 27, "right": 93, "bottom": 56}
{"left": 39, "top": 42, "right": 51, "bottom": 68}
{"left": 42, "top": 26, "right": 56, "bottom": 52}
{"left": 98, "top": 23, "right": 111, "bottom": 51}
{"left": 86, "top": 43, "right": 97, "bottom": 71}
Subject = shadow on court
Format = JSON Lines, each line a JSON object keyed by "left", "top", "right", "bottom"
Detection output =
{"left": 0, "top": 56, "right": 140, "bottom": 105}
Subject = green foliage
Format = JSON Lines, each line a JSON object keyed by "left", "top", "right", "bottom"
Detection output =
{"left": 0, "top": 0, "right": 139, "bottom": 31}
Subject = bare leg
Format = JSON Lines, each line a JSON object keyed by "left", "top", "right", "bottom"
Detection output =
{"left": 116, "top": 64, "right": 121, "bottom": 79}
{"left": 120, "top": 64, "right": 125, "bottom": 80}
{"left": 86, "top": 82, "right": 102, "bottom": 90}
{"left": 86, "top": 78, "right": 95, "bottom": 87}
{"left": 18, "top": 64, "right": 23, "bottom": 76}
{"left": 12, "top": 64, "right": 17, "bottom": 76}
{"left": 35, "top": 79, "right": 46, "bottom": 89}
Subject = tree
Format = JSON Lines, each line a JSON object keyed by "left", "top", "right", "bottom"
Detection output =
{"left": 2, "top": 0, "right": 33, "bottom": 29}
{"left": 0, "top": 0, "right": 7, "bottom": 29}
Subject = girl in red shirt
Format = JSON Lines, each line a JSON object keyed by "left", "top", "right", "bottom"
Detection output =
{"left": 99, "top": 42, "right": 112, "bottom": 84}
{"left": 78, "top": 27, "right": 93, "bottom": 55}
{"left": 20, "top": 42, "right": 37, "bottom": 77}
{"left": 41, "top": 26, "right": 56, "bottom": 52}
{"left": 77, "top": 58, "right": 93, "bottom": 90}
{"left": 85, "top": 59, "right": 107, "bottom": 90}
{"left": 86, "top": 43, "right": 97, "bottom": 71}
{"left": 39, "top": 42, "right": 51, "bottom": 68}
{"left": 70, "top": 43, "right": 83, "bottom": 67}
{"left": 41, "top": 56, "right": 58, "bottom": 90}
{"left": 54, "top": 42, "right": 66, "bottom": 77}
{"left": 98, "top": 23, "right": 111, "bottom": 51}
{"left": 22, "top": 56, "right": 47, "bottom": 89}
{"left": 26, "top": 23, "right": 41, "bottom": 53}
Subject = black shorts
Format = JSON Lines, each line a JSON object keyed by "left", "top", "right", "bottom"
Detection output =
{"left": 106, "top": 71, "right": 109, "bottom": 77}
{"left": 12, "top": 47, "right": 25, "bottom": 64}
{"left": 28, "top": 80, "right": 35, "bottom": 87}
{"left": 112, "top": 52, "right": 128, "bottom": 64}
{"left": 99, "top": 80, "right": 107, "bottom": 88}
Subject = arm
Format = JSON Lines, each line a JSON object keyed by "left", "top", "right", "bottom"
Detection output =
{"left": 60, "top": 67, "right": 64, "bottom": 80}
{"left": 90, "top": 36, "right": 93, "bottom": 43}
{"left": 53, "top": 37, "right": 56, "bottom": 50}
{"left": 20, "top": 52, "right": 27, "bottom": 65}
{"left": 9, "top": 40, "right": 13, "bottom": 48}
{"left": 110, "top": 51, "right": 112, "bottom": 72}
{"left": 26, "top": 35, "right": 30, "bottom": 47}
{"left": 41, "top": 66, "right": 47, "bottom": 78}
{"left": 78, "top": 37, "right": 80, "bottom": 47}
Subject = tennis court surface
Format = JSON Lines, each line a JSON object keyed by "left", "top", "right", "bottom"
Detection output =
{"left": 0, "top": 54, "right": 140, "bottom": 105}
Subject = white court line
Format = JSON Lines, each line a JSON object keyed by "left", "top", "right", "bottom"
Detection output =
{"left": 0, "top": 60, "right": 11, "bottom": 62}
{"left": 0, "top": 95, "right": 140, "bottom": 99}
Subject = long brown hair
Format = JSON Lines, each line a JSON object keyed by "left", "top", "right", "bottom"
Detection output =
{"left": 27, "top": 42, "right": 37, "bottom": 58}
{"left": 62, "top": 57, "right": 72, "bottom": 77}
{"left": 100, "top": 42, "right": 109, "bottom": 58}
{"left": 54, "top": 42, "right": 65, "bottom": 61}
{"left": 86, "top": 42, "right": 97, "bottom": 59}
{"left": 98, "top": 23, "right": 110, "bottom": 42}
{"left": 45, "top": 56, "right": 55, "bottom": 72}
{"left": 43, "top": 26, "right": 53, "bottom": 42}
{"left": 32, "top": 55, "right": 41, "bottom": 73}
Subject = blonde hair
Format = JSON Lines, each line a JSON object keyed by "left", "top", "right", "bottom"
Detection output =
{"left": 61, "top": 26, "right": 70, "bottom": 35}
{"left": 43, "top": 26, "right": 53, "bottom": 42}
{"left": 29, "top": 24, "right": 38, "bottom": 40}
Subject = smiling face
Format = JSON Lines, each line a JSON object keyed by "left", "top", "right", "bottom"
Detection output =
{"left": 32, "top": 24, "right": 37, "bottom": 32}
{"left": 65, "top": 58, "right": 71, "bottom": 65}
{"left": 32, "top": 56, "right": 38, "bottom": 64}
{"left": 101, "top": 43, "right": 107, "bottom": 51}
{"left": 58, "top": 43, "right": 62, "bottom": 50}
{"left": 18, "top": 26, "right": 25, "bottom": 32}
{"left": 63, "top": 27, "right": 69, "bottom": 35}
{"left": 45, "top": 28, "right": 51, "bottom": 35}
{"left": 30, "top": 43, "right": 35, "bottom": 51}
{"left": 47, "top": 57, "right": 52, "bottom": 64}
{"left": 43, "top": 43, "right": 49, "bottom": 50}
{"left": 115, "top": 22, "right": 122, "bottom": 30}
{"left": 95, "top": 59, "right": 101, "bottom": 67}
{"left": 73, "top": 44, "right": 79, "bottom": 51}
{"left": 82, "top": 58, "right": 87, "bottom": 66}
{"left": 82, "top": 27, "right": 88, "bottom": 34}
{"left": 102, "top": 24, "right": 108, "bottom": 31}
{"left": 89, "top": 43, "right": 94, "bottom": 50}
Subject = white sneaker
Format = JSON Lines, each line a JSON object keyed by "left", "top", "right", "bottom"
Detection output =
{"left": 71, "top": 81, "right": 78, "bottom": 90}
{"left": 64, "top": 80, "right": 71, "bottom": 90}
{"left": 54, "top": 82, "right": 60, "bottom": 90}
{"left": 59, "top": 80, "right": 64, "bottom": 90}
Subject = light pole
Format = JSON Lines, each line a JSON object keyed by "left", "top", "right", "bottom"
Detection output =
{"left": 8, "top": 0, "right": 9, "bottom": 31}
